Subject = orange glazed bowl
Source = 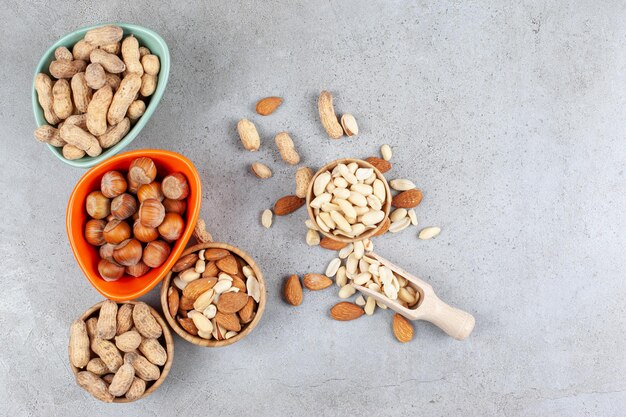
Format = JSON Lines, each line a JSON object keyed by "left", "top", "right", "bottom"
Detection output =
{"left": 66, "top": 150, "right": 202, "bottom": 301}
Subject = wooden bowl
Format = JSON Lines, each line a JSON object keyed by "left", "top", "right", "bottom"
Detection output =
{"left": 160, "top": 242, "right": 266, "bottom": 347}
{"left": 306, "top": 158, "right": 392, "bottom": 243}
{"left": 69, "top": 300, "right": 174, "bottom": 403}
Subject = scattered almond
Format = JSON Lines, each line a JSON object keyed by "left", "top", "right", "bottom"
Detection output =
{"left": 251, "top": 162, "right": 272, "bottom": 179}
{"left": 392, "top": 314, "right": 414, "bottom": 342}
{"left": 340, "top": 114, "right": 358, "bottom": 136}
{"left": 318, "top": 91, "right": 343, "bottom": 139}
{"left": 365, "top": 157, "right": 391, "bottom": 173}
{"left": 391, "top": 189, "right": 423, "bottom": 208}
{"left": 237, "top": 119, "right": 260, "bottom": 151}
{"left": 330, "top": 302, "right": 364, "bottom": 321}
{"left": 274, "top": 195, "right": 305, "bottom": 216}
{"left": 380, "top": 144, "right": 392, "bottom": 161}
{"left": 306, "top": 228, "right": 320, "bottom": 246}
{"left": 261, "top": 209, "right": 273, "bottom": 229}
{"left": 418, "top": 226, "right": 441, "bottom": 240}
{"left": 303, "top": 273, "right": 333, "bottom": 291}
{"left": 389, "top": 179, "right": 416, "bottom": 191}
{"left": 283, "top": 275, "right": 303, "bottom": 306}
{"left": 256, "top": 96, "right": 283, "bottom": 116}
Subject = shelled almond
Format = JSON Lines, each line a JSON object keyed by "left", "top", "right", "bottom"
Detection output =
{"left": 69, "top": 301, "right": 169, "bottom": 402}
{"left": 166, "top": 247, "right": 261, "bottom": 341}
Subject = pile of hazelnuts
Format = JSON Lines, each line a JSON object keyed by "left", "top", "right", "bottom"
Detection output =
{"left": 84, "top": 157, "right": 189, "bottom": 281}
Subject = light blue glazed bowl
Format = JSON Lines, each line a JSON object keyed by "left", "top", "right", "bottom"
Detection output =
{"left": 32, "top": 23, "right": 170, "bottom": 168}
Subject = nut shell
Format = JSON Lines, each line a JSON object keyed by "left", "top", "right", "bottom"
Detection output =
{"left": 157, "top": 213, "right": 185, "bottom": 241}
{"left": 86, "top": 191, "right": 111, "bottom": 219}
{"left": 162, "top": 198, "right": 186, "bottom": 214}
{"left": 103, "top": 219, "right": 131, "bottom": 244}
{"left": 126, "top": 261, "right": 151, "bottom": 277}
{"left": 133, "top": 219, "right": 159, "bottom": 243}
{"left": 85, "top": 219, "right": 106, "bottom": 246}
{"left": 139, "top": 199, "right": 165, "bottom": 228}
{"left": 142, "top": 240, "right": 171, "bottom": 268}
{"left": 100, "top": 171, "right": 127, "bottom": 198}
{"left": 113, "top": 238, "right": 143, "bottom": 266}
{"left": 111, "top": 193, "right": 137, "bottom": 220}
{"left": 129, "top": 157, "right": 157, "bottom": 185}
{"left": 137, "top": 182, "right": 164, "bottom": 203}
{"left": 162, "top": 172, "right": 189, "bottom": 200}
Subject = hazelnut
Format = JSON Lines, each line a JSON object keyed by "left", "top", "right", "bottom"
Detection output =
{"left": 139, "top": 198, "right": 165, "bottom": 228}
{"left": 99, "top": 243, "right": 116, "bottom": 261}
{"left": 133, "top": 219, "right": 159, "bottom": 243}
{"left": 98, "top": 259, "right": 125, "bottom": 281}
{"left": 127, "top": 172, "right": 140, "bottom": 194}
{"left": 85, "top": 219, "right": 107, "bottom": 246}
{"left": 111, "top": 193, "right": 137, "bottom": 220}
{"left": 158, "top": 212, "right": 185, "bottom": 241}
{"left": 163, "top": 198, "right": 186, "bottom": 215}
{"left": 103, "top": 219, "right": 131, "bottom": 244}
{"left": 129, "top": 157, "right": 157, "bottom": 185}
{"left": 142, "top": 240, "right": 171, "bottom": 268}
{"left": 113, "top": 238, "right": 143, "bottom": 266}
{"left": 100, "top": 171, "right": 127, "bottom": 198}
{"left": 126, "top": 261, "right": 150, "bottom": 277}
{"left": 137, "top": 181, "right": 164, "bottom": 203}
{"left": 86, "top": 191, "right": 110, "bottom": 219}
{"left": 162, "top": 172, "right": 189, "bottom": 200}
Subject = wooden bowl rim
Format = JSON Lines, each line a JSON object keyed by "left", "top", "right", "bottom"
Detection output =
{"left": 306, "top": 158, "right": 392, "bottom": 243}
{"left": 160, "top": 242, "right": 267, "bottom": 347}
{"left": 69, "top": 300, "right": 174, "bottom": 403}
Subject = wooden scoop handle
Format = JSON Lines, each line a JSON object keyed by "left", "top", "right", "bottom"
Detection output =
{"left": 421, "top": 296, "right": 475, "bottom": 340}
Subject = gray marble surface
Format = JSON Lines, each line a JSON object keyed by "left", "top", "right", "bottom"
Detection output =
{"left": 1, "top": 1, "right": 625, "bottom": 416}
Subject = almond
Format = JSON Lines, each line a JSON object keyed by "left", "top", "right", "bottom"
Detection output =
{"left": 330, "top": 302, "right": 364, "bottom": 321}
{"left": 182, "top": 277, "right": 217, "bottom": 300}
{"left": 238, "top": 297, "right": 256, "bottom": 324}
{"left": 177, "top": 317, "right": 198, "bottom": 336}
{"left": 172, "top": 253, "right": 199, "bottom": 272}
{"left": 216, "top": 255, "right": 239, "bottom": 275}
{"left": 373, "top": 217, "right": 391, "bottom": 236}
{"left": 365, "top": 157, "right": 391, "bottom": 173}
{"left": 251, "top": 162, "right": 272, "bottom": 179}
{"left": 303, "top": 274, "right": 333, "bottom": 291}
{"left": 391, "top": 189, "right": 423, "bottom": 208}
{"left": 203, "top": 248, "right": 230, "bottom": 261}
{"left": 274, "top": 195, "right": 305, "bottom": 216}
{"left": 283, "top": 274, "right": 303, "bottom": 306}
{"left": 231, "top": 275, "right": 247, "bottom": 292}
{"left": 216, "top": 291, "right": 249, "bottom": 314}
{"left": 320, "top": 237, "right": 349, "bottom": 250}
{"left": 392, "top": 314, "right": 414, "bottom": 343}
{"left": 318, "top": 91, "right": 343, "bottom": 139}
{"left": 179, "top": 295, "right": 194, "bottom": 311}
{"left": 167, "top": 287, "right": 179, "bottom": 318}
{"left": 202, "top": 261, "right": 219, "bottom": 277}
{"left": 256, "top": 96, "right": 283, "bottom": 116}
{"left": 237, "top": 118, "right": 260, "bottom": 151}
{"left": 215, "top": 311, "right": 241, "bottom": 332}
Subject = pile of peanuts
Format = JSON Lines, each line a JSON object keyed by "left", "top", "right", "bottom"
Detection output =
{"left": 34, "top": 25, "right": 160, "bottom": 160}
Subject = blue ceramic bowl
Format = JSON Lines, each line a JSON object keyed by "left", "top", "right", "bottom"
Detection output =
{"left": 32, "top": 23, "right": 170, "bottom": 168}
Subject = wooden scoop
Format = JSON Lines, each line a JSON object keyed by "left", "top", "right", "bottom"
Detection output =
{"left": 351, "top": 252, "right": 475, "bottom": 340}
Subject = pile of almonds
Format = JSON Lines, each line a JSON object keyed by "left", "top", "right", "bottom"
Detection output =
{"left": 84, "top": 156, "right": 190, "bottom": 281}
{"left": 166, "top": 247, "right": 261, "bottom": 341}
{"left": 69, "top": 301, "right": 169, "bottom": 402}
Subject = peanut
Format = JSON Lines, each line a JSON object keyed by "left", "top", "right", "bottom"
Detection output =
{"left": 76, "top": 371, "right": 114, "bottom": 403}
{"left": 52, "top": 79, "right": 73, "bottom": 120}
{"left": 49, "top": 59, "right": 87, "bottom": 79}
{"left": 96, "top": 299, "right": 118, "bottom": 340}
{"left": 105, "top": 73, "right": 121, "bottom": 91}
{"left": 90, "top": 49, "right": 126, "bottom": 73}
{"left": 86, "top": 358, "right": 109, "bottom": 375}
{"left": 84, "top": 25, "right": 123, "bottom": 47}
{"left": 85, "top": 317, "right": 98, "bottom": 339}
{"left": 34, "top": 73, "right": 59, "bottom": 124}
{"left": 141, "top": 54, "right": 160, "bottom": 75}
{"left": 139, "top": 73, "right": 157, "bottom": 96}
{"left": 138, "top": 338, "right": 167, "bottom": 366}
{"left": 124, "top": 352, "right": 160, "bottom": 381}
{"left": 100, "top": 42, "right": 121, "bottom": 55}
{"left": 69, "top": 319, "right": 90, "bottom": 368}
{"left": 86, "top": 85, "right": 113, "bottom": 136}
{"left": 125, "top": 377, "right": 146, "bottom": 400}
{"left": 121, "top": 35, "right": 143, "bottom": 76}
{"left": 98, "top": 117, "right": 130, "bottom": 149}
{"left": 115, "top": 303, "right": 133, "bottom": 335}
{"left": 127, "top": 100, "right": 145, "bottom": 122}
{"left": 108, "top": 363, "right": 135, "bottom": 396}
{"left": 107, "top": 73, "right": 141, "bottom": 125}
{"left": 55, "top": 46, "right": 73, "bottom": 61}
{"left": 71, "top": 72, "right": 92, "bottom": 113}
{"left": 318, "top": 91, "right": 343, "bottom": 139}
{"left": 114, "top": 330, "right": 142, "bottom": 352}
{"left": 85, "top": 63, "right": 106, "bottom": 89}
{"left": 138, "top": 46, "right": 151, "bottom": 57}
{"left": 34, "top": 125, "right": 65, "bottom": 147}
{"left": 275, "top": 132, "right": 300, "bottom": 165}
{"left": 295, "top": 167, "right": 313, "bottom": 198}
{"left": 91, "top": 338, "right": 123, "bottom": 373}
{"left": 72, "top": 40, "right": 96, "bottom": 60}
{"left": 132, "top": 302, "right": 162, "bottom": 339}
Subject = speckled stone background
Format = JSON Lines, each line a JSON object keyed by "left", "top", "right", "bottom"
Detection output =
{"left": 1, "top": 1, "right": 625, "bottom": 416}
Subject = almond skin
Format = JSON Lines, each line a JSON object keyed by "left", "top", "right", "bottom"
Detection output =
{"left": 216, "top": 292, "right": 249, "bottom": 314}
{"left": 330, "top": 302, "right": 364, "bottom": 321}
{"left": 172, "top": 253, "right": 198, "bottom": 272}
{"left": 182, "top": 277, "right": 217, "bottom": 300}
{"left": 303, "top": 274, "right": 333, "bottom": 291}
{"left": 319, "top": 237, "right": 349, "bottom": 251}
{"left": 256, "top": 96, "right": 283, "bottom": 116}
{"left": 215, "top": 311, "right": 241, "bottom": 332}
{"left": 391, "top": 189, "right": 423, "bottom": 208}
{"left": 283, "top": 275, "right": 303, "bottom": 306}
{"left": 216, "top": 255, "right": 239, "bottom": 275}
{"left": 167, "top": 287, "right": 179, "bottom": 318}
{"left": 392, "top": 314, "right": 414, "bottom": 343}
{"left": 238, "top": 297, "right": 256, "bottom": 323}
{"left": 365, "top": 157, "right": 392, "bottom": 173}
{"left": 274, "top": 195, "right": 305, "bottom": 216}
{"left": 177, "top": 317, "right": 198, "bottom": 335}
{"left": 203, "top": 248, "right": 230, "bottom": 261}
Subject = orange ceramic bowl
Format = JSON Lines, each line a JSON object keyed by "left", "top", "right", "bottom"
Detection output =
{"left": 66, "top": 150, "right": 202, "bottom": 301}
